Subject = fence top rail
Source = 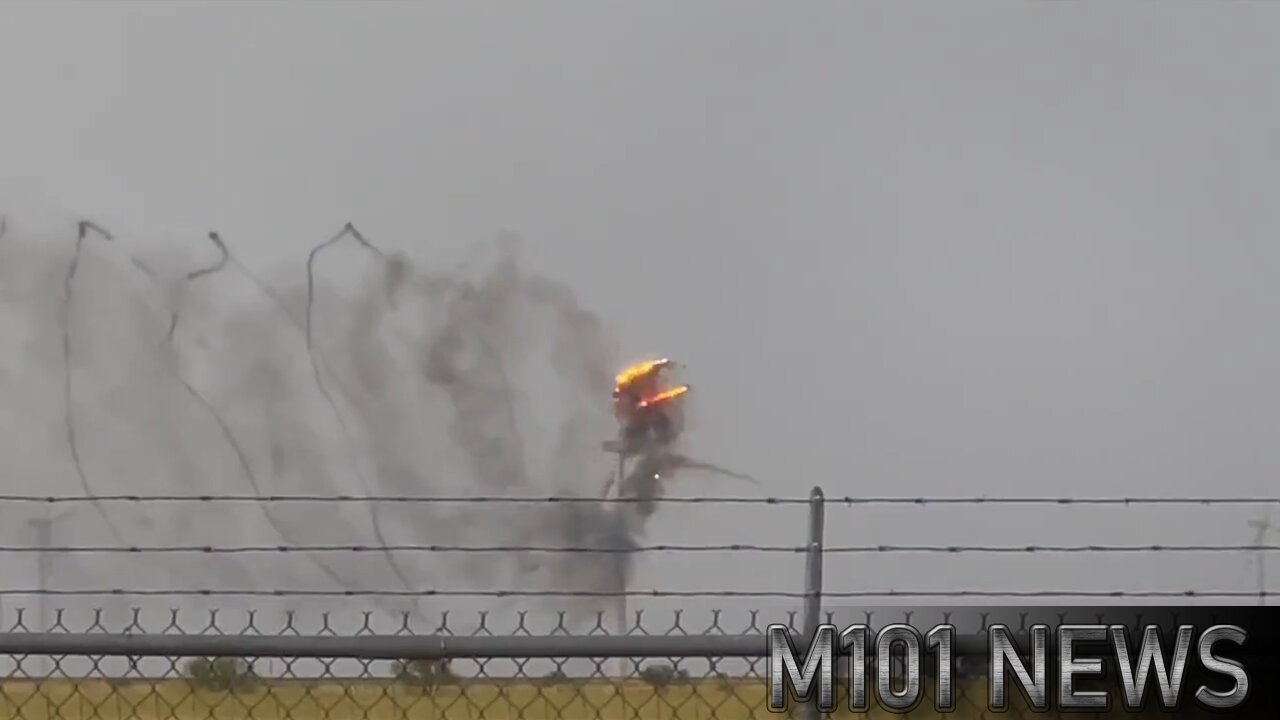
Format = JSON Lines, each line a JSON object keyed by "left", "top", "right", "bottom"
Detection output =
{"left": 0, "top": 542, "right": 1276, "bottom": 555}
{"left": 0, "top": 588, "right": 1272, "bottom": 599}
{"left": 0, "top": 494, "right": 1276, "bottom": 506}
{"left": 0, "top": 632, "right": 777, "bottom": 659}
{"left": 0, "top": 632, "right": 996, "bottom": 659}
{"left": 1, "top": 630, "right": 1266, "bottom": 660}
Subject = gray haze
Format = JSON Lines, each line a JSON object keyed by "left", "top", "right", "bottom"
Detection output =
{"left": 1, "top": 0, "right": 1279, "bottom": 656}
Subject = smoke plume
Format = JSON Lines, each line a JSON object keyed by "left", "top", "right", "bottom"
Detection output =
{"left": 0, "top": 216, "right": 645, "bottom": 632}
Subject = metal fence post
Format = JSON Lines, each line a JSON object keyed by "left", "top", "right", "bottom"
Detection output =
{"left": 29, "top": 514, "right": 52, "bottom": 677}
{"left": 799, "top": 485, "right": 826, "bottom": 720}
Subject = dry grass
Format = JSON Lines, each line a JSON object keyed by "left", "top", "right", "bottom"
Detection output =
{"left": 0, "top": 678, "right": 959, "bottom": 720}
{"left": 0, "top": 678, "right": 1200, "bottom": 719}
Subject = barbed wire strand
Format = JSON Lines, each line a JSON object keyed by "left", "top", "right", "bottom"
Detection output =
{"left": 1, "top": 494, "right": 1276, "bottom": 505}
{"left": 2, "top": 542, "right": 1279, "bottom": 555}
{"left": 0, "top": 588, "right": 1271, "bottom": 599}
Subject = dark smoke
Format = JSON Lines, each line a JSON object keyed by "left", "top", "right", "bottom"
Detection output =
{"left": 0, "top": 216, "right": 674, "bottom": 631}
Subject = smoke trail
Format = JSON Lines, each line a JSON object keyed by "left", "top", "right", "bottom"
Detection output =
{"left": 303, "top": 225, "right": 387, "bottom": 466}
{"left": 208, "top": 230, "right": 395, "bottom": 434}
{"left": 62, "top": 221, "right": 129, "bottom": 547}
{"left": 182, "top": 228, "right": 469, "bottom": 621}
{"left": 47, "top": 221, "right": 375, "bottom": 610}
{"left": 167, "top": 230, "right": 229, "bottom": 341}
{"left": 5, "top": 214, "right": 738, "bottom": 634}
{"left": 403, "top": 234, "right": 666, "bottom": 629}
{"left": 187, "top": 232, "right": 229, "bottom": 281}
{"left": 167, "top": 230, "right": 393, "bottom": 607}
{"left": 422, "top": 273, "right": 530, "bottom": 493}
{"left": 302, "top": 224, "right": 427, "bottom": 616}
{"left": 209, "top": 230, "right": 440, "bottom": 615}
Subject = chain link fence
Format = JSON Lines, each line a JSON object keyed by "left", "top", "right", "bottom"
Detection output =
{"left": 3, "top": 606, "right": 1246, "bottom": 719}
{"left": 0, "top": 607, "right": 1049, "bottom": 720}
{"left": 0, "top": 608, "right": 762, "bottom": 720}
{"left": 2, "top": 490, "right": 1277, "bottom": 718}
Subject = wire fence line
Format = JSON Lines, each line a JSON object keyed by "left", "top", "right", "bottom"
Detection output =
{"left": 1, "top": 589, "right": 1278, "bottom": 599}
{"left": 1, "top": 484, "right": 1274, "bottom": 606}
{"left": 2, "top": 489, "right": 1276, "bottom": 601}
{"left": 5, "top": 542, "right": 1280, "bottom": 554}
{"left": 1, "top": 488, "right": 1277, "bottom": 719}
{"left": 2, "top": 493, "right": 1278, "bottom": 505}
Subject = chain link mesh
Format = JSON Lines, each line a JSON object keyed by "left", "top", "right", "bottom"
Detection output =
{"left": 0, "top": 608, "right": 1085, "bottom": 719}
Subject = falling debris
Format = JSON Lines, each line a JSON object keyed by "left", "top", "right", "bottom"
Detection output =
{"left": 663, "top": 455, "right": 760, "bottom": 485}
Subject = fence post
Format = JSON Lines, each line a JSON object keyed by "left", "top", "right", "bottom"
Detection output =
{"left": 799, "top": 486, "right": 826, "bottom": 720}
{"left": 29, "top": 515, "right": 52, "bottom": 677}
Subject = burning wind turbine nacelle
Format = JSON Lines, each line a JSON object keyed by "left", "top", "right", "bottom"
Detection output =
{"left": 608, "top": 357, "right": 690, "bottom": 452}
{"left": 601, "top": 357, "right": 759, "bottom": 531}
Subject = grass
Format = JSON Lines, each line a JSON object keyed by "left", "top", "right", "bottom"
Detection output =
{"left": 0, "top": 678, "right": 1207, "bottom": 719}
{"left": 0, "top": 678, "right": 751, "bottom": 720}
{"left": 0, "top": 677, "right": 921, "bottom": 720}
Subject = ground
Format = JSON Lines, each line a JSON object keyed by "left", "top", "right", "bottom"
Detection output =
{"left": 0, "top": 678, "right": 1213, "bottom": 719}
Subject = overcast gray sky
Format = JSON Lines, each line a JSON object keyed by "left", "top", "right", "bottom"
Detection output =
{"left": 1, "top": 2, "right": 1279, "bottom": 647}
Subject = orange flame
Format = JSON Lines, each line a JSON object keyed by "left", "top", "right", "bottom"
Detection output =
{"left": 638, "top": 385, "right": 689, "bottom": 407}
{"left": 614, "top": 358, "right": 671, "bottom": 389}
